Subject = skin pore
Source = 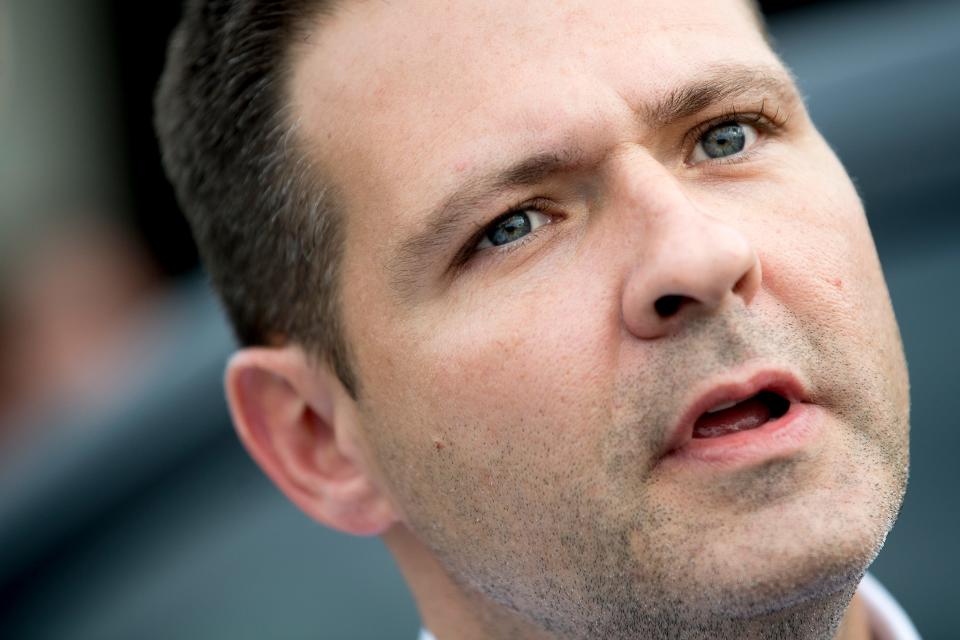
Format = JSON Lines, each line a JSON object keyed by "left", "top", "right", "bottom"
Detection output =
{"left": 227, "top": 0, "right": 909, "bottom": 638}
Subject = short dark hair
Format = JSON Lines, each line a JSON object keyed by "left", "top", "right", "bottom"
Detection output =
{"left": 155, "top": 0, "right": 359, "bottom": 396}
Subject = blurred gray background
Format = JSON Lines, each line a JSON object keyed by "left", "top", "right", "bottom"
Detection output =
{"left": 1, "top": 1, "right": 957, "bottom": 638}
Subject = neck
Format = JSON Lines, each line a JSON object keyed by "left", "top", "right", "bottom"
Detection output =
{"left": 836, "top": 593, "right": 872, "bottom": 640}
{"left": 385, "top": 525, "right": 873, "bottom": 640}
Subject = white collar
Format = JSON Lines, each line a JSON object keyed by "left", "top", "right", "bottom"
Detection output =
{"left": 857, "top": 573, "right": 921, "bottom": 640}
{"left": 418, "top": 573, "right": 919, "bottom": 640}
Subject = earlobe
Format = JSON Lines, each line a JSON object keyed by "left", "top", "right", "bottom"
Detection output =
{"left": 224, "top": 347, "right": 398, "bottom": 536}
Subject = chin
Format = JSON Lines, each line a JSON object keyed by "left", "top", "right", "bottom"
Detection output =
{"left": 680, "top": 489, "right": 892, "bottom": 619}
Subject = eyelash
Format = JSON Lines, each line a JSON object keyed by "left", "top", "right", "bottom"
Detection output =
{"left": 684, "top": 101, "right": 790, "bottom": 166}
{"left": 457, "top": 103, "right": 791, "bottom": 266}
{"left": 454, "top": 197, "right": 558, "bottom": 268}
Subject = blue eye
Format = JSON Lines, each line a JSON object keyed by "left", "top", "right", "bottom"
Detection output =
{"left": 691, "top": 121, "right": 758, "bottom": 163}
{"left": 476, "top": 209, "right": 551, "bottom": 250}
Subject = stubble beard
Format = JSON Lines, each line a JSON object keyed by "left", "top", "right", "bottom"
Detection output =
{"left": 567, "top": 309, "right": 902, "bottom": 639}
{"left": 381, "top": 302, "right": 908, "bottom": 640}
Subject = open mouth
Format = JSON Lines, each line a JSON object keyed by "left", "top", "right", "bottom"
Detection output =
{"left": 659, "top": 371, "right": 816, "bottom": 466}
{"left": 692, "top": 390, "right": 791, "bottom": 439}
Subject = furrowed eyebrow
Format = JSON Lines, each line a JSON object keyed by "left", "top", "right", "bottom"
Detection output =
{"left": 644, "top": 63, "right": 801, "bottom": 127}
{"left": 388, "top": 147, "right": 588, "bottom": 297}
{"left": 387, "top": 63, "right": 801, "bottom": 299}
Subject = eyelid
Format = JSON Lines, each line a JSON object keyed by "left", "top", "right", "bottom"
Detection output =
{"left": 683, "top": 103, "right": 789, "bottom": 166}
{"left": 689, "top": 122, "right": 758, "bottom": 164}
{"left": 475, "top": 208, "right": 551, "bottom": 251}
{"left": 454, "top": 197, "right": 560, "bottom": 268}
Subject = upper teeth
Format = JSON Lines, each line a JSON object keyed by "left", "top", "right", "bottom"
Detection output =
{"left": 705, "top": 400, "right": 738, "bottom": 413}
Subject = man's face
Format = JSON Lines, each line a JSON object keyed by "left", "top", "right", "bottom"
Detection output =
{"left": 293, "top": 0, "right": 909, "bottom": 634}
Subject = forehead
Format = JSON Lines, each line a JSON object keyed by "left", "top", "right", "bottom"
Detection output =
{"left": 292, "top": 0, "right": 771, "bottom": 202}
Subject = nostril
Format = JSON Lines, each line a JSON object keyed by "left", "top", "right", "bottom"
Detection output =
{"left": 654, "top": 294, "right": 693, "bottom": 318}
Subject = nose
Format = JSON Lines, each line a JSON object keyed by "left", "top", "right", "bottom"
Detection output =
{"left": 621, "top": 196, "right": 761, "bottom": 340}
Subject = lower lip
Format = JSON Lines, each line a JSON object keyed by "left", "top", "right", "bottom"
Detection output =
{"left": 659, "top": 402, "right": 822, "bottom": 470}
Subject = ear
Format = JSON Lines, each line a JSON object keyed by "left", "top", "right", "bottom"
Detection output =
{"left": 224, "top": 346, "right": 398, "bottom": 536}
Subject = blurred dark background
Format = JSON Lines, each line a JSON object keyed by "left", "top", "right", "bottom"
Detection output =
{"left": 0, "top": 0, "right": 957, "bottom": 637}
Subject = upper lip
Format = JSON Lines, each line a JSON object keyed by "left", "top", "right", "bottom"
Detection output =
{"left": 659, "top": 368, "right": 810, "bottom": 458}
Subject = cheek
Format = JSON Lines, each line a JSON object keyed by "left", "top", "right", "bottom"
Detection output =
{"left": 357, "top": 257, "right": 624, "bottom": 513}
{"left": 352, "top": 267, "right": 625, "bottom": 574}
{"left": 420, "top": 270, "right": 617, "bottom": 448}
{"left": 749, "top": 144, "right": 908, "bottom": 415}
{"left": 752, "top": 147, "right": 891, "bottom": 341}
